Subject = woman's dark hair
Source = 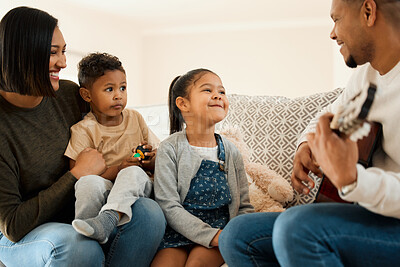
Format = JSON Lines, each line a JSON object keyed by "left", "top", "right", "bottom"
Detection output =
{"left": 78, "top": 52, "right": 125, "bottom": 89}
{"left": 168, "top": 68, "right": 217, "bottom": 134}
{"left": 0, "top": 6, "right": 58, "bottom": 96}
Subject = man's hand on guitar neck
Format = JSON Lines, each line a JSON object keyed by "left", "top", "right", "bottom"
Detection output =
{"left": 307, "top": 113, "right": 359, "bottom": 191}
{"left": 291, "top": 141, "right": 322, "bottom": 195}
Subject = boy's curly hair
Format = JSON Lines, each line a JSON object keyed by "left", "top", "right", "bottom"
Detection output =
{"left": 78, "top": 52, "right": 125, "bottom": 89}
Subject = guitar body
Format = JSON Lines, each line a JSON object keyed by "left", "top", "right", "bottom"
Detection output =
{"left": 314, "top": 122, "right": 382, "bottom": 203}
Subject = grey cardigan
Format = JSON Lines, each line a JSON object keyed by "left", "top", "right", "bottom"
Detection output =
{"left": 154, "top": 131, "right": 254, "bottom": 248}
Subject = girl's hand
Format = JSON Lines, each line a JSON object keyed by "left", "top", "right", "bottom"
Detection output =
{"left": 210, "top": 230, "right": 222, "bottom": 247}
{"left": 71, "top": 148, "right": 106, "bottom": 179}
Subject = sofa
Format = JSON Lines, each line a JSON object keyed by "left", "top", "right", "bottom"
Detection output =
{"left": 0, "top": 88, "right": 342, "bottom": 267}
{"left": 135, "top": 87, "right": 344, "bottom": 207}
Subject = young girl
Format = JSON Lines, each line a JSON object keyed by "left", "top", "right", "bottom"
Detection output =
{"left": 152, "top": 69, "right": 254, "bottom": 267}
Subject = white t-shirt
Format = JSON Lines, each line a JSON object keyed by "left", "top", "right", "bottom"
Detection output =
{"left": 190, "top": 145, "right": 219, "bottom": 162}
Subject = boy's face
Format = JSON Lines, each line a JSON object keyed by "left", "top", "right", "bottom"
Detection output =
{"left": 81, "top": 70, "right": 127, "bottom": 125}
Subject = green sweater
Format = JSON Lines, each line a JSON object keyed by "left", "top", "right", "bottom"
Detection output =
{"left": 0, "top": 80, "right": 88, "bottom": 242}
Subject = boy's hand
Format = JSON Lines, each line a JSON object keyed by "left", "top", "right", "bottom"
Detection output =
{"left": 135, "top": 142, "right": 156, "bottom": 172}
{"left": 118, "top": 156, "right": 142, "bottom": 171}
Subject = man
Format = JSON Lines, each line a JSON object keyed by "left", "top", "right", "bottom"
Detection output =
{"left": 218, "top": 0, "right": 400, "bottom": 266}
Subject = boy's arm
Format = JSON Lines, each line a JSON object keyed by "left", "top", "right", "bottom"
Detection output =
{"left": 69, "top": 159, "right": 128, "bottom": 181}
{"left": 98, "top": 166, "right": 118, "bottom": 181}
{"left": 101, "top": 156, "right": 143, "bottom": 180}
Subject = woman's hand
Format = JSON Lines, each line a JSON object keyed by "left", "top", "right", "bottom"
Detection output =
{"left": 70, "top": 148, "right": 106, "bottom": 179}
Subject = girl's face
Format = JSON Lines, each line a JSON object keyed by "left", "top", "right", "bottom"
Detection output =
{"left": 49, "top": 27, "right": 67, "bottom": 91}
{"left": 184, "top": 72, "right": 229, "bottom": 127}
{"left": 82, "top": 70, "right": 127, "bottom": 126}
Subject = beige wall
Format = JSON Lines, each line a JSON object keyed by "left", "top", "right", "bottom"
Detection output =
{"left": 1, "top": 1, "right": 354, "bottom": 107}
{"left": 142, "top": 23, "right": 336, "bottom": 106}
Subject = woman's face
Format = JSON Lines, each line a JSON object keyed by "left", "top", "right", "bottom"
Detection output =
{"left": 49, "top": 27, "right": 67, "bottom": 91}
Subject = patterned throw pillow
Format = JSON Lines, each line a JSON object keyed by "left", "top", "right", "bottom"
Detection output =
{"left": 218, "top": 88, "right": 344, "bottom": 207}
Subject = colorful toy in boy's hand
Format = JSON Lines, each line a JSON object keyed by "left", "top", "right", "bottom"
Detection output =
{"left": 132, "top": 145, "right": 151, "bottom": 160}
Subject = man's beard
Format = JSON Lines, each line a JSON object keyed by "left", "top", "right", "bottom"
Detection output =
{"left": 346, "top": 55, "right": 358, "bottom": 68}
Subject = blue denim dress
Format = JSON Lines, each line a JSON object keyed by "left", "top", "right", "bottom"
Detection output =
{"left": 159, "top": 134, "right": 232, "bottom": 249}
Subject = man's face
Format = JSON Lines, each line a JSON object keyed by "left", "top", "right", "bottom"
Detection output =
{"left": 330, "top": 0, "right": 374, "bottom": 68}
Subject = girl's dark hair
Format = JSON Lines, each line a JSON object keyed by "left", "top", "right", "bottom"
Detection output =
{"left": 0, "top": 6, "right": 58, "bottom": 96}
{"left": 168, "top": 68, "right": 216, "bottom": 134}
{"left": 78, "top": 52, "right": 125, "bottom": 89}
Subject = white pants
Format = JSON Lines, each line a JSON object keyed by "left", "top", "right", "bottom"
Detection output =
{"left": 74, "top": 166, "right": 153, "bottom": 225}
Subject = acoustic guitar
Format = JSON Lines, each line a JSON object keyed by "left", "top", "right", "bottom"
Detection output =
{"left": 314, "top": 83, "right": 382, "bottom": 203}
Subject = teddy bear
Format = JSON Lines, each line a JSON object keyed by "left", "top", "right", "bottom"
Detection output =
{"left": 219, "top": 126, "right": 294, "bottom": 212}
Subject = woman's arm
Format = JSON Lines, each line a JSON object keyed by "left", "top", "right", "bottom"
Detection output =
{"left": 0, "top": 159, "right": 77, "bottom": 242}
{"left": 0, "top": 148, "right": 105, "bottom": 242}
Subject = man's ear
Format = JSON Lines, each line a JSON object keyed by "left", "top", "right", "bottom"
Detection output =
{"left": 362, "top": 0, "right": 377, "bottom": 27}
{"left": 79, "top": 87, "right": 91, "bottom": 102}
{"left": 176, "top": 96, "right": 190, "bottom": 112}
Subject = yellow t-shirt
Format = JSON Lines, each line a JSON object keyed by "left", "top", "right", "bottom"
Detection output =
{"left": 64, "top": 109, "right": 159, "bottom": 166}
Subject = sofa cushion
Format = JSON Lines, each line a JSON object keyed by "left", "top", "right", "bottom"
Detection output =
{"left": 218, "top": 88, "right": 344, "bottom": 207}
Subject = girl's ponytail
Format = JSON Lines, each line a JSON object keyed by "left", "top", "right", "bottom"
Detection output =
{"left": 168, "top": 76, "right": 185, "bottom": 134}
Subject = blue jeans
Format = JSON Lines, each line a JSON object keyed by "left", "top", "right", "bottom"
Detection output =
{"left": 220, "top": 203, "right": 400, "bottom": 267}
{"left": 219, "top": 212, "right": 280, "bottom": 267}
{"left": 0, "top": 198, "right": 166, "bottom": 267}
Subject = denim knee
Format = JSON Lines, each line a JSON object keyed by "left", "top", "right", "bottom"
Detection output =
{"left": 220, "top": 214, "right": 248, "bottom": 250}
{"left": 273, "top": 205, "right": 314, "bottom": 247}
{"left": 132, "top": 198, "right": 166, "bottom": 238}
{"left": 47, "top": 224, "right": 103, "bottom": 261}
{"left": 1, "top": 223, "right": 104, "bottom": 267}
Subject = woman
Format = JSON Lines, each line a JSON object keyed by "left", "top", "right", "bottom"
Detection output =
{"left": 0, "top": 6, "right": 165, "bottom": 266}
